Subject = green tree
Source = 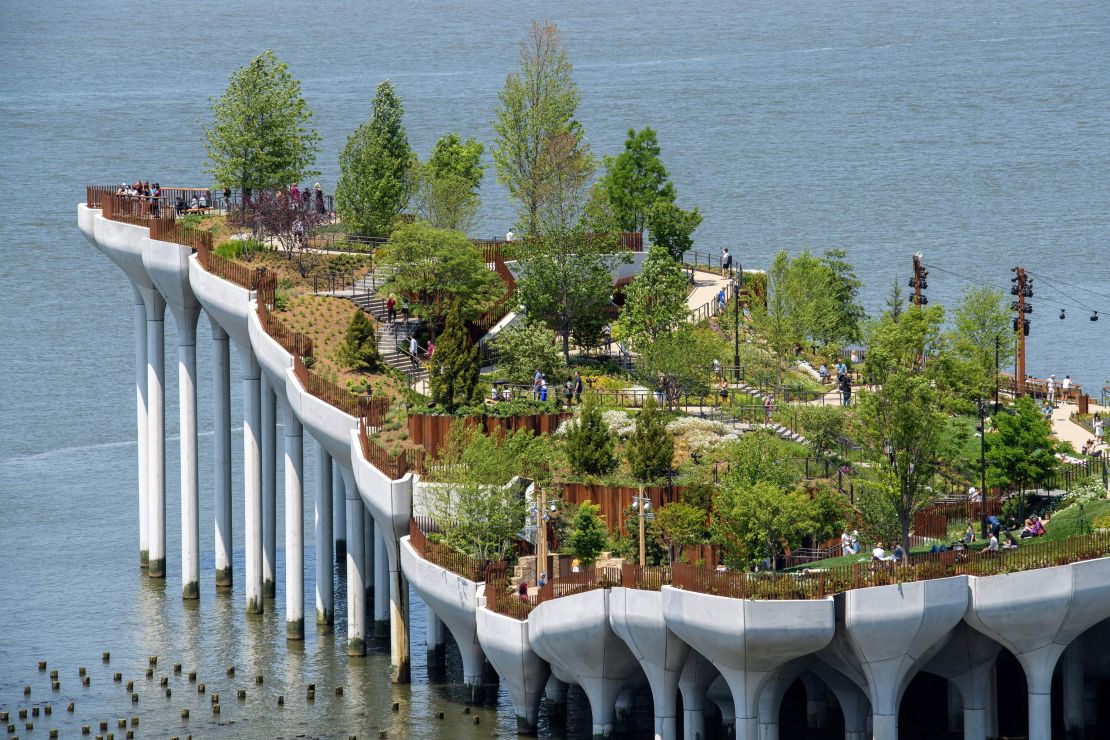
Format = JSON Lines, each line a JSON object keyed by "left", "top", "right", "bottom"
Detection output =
{"left": 565, "top": 398, "right": 618, "bottom": 476}
{"left": 428, "top": 302, "right": 481, "bottom": 412}
{"left": 204, "top": 50, "right": 320, "bottom": 201}
{"left": 808, "top": 483, "right": 852, "bottom": 545}
{"left": 885, "top": 275, "right": 905, "bottom": 320}
{"left": 638, "top": 325, "right": 728, "bottom": 404}
{"left": 711, "top": 482, "right": 817, "bottom": 571}
{"left": 627, "top": 397, "right": 674, "bottom": 484}
{"left": 596, "top": 127, "right": 675, "bottom": 234}
{"left": 798, "top": 406, "right": 848, "bottom": 462}
{"left": 645, "top": 199, "right": 703, "bottom": 262}
{"left": 343, "top": 310, "right": 381, "bottom": 372}
{"left": 855, "top": 474, "right": 903, "bottom": 548}
{"left": 414, "top": 133, "right": 485, "bottom": 232}
{"left": 946, "top": 286, "right": 1014, "bottom": 408}
{"left": 567, "top": 501, "right": 608, "bottom": 564}
{"left": 854, "top": 370, "right": 948, "bottom": 550}
{"left": 815, "top": 249, "right": 865, "bottom": 346}
{"left": 616, "top": 246, "right": 689, "bottom": 348}
{"left": 986, "top": 397, "right": 1059, "bottom": 500}
{"left": 653, "top": 502, "right": 705, "bottom": 565}
{"left": 751, "top": 250, "right": 803, "bottom": 388}
{"left": 491, "top": 321, "right": 567, "bottom": 385}
{"left": 492, "top": 22, "right": 592, "bottom": 234}
{"left": 514, "top": 228, "right": 615, "bottom": 359}
{"left": 431, "top": 424, "right": 549, "bottom": 561}
{"left": 378, "top": 222, "right": 502, "bottom": 332}
{"left": 336, "top": 80, "right": 416, "bottom": 237}
{"left": 723, "top": 430, "right": 801, "bottom": 491}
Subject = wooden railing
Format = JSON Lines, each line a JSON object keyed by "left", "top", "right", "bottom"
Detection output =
{"left": 358, "top": 418, "right": 424, "bottom": 480}
{"left": 484, "top": 562, "right": 622, "bottom": 620}
{"left": 620, "top": 563, "right": 671, "bottom": 591}
{"left": 149, "top": 218, "right": 212, "bottom": 251}
{"left": 408, "top": 518, "right": 487, "bottom": 582}
{"left": 194, "top": 240, "right": 260, "bottom": 290}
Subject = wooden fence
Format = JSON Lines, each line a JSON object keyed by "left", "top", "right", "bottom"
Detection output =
{"left": 407, "top": 411, "right": 570, "bottom": 458}
{"left": 484, "top": 562, "right": 622, "bottom": 620}
{"left": 408, "top": 518, "right": 487, "bottom": 582}
{"left": 557, "top": 482, "right": 684, "bottom": 535}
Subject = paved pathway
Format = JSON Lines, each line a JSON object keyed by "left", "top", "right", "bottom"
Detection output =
{"left": 686, "top": 269, "right": 732, "bottom": 317}
{"left": 1050, "top": 400, "right": 1106, "bottom": 453}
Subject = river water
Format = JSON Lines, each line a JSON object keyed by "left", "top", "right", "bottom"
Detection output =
{"left": 1, "top": 1, "right": 1108, "bottom": 737}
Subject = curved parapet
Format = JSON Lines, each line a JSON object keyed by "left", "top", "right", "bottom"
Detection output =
{"left": 77, "top": 202, "right": 98, "bottom": 248}
{"left": 609, "top": 587, "right": 690, "bottom": 740}
{"left": 964, "top": 558, "right": 1110, "bottom": 740}
{"left": 475, "top": 606, "right": 550, "bottom": 734}
{"left": 400, "top": 536, "right": 485, "bottom": 701}
{"left": 350, "top": 429, "right": 412, "bottom": 571}
{"left": 247, "top": 304, "right": 290, "bottom": 393}
{"left": 85, "top": 204, "right": 153, "bottom": 290}
{"left": 839, "top": 575, "right": 968, "bottom": 740}
{"left": 189, "top": 253, "right": 250, "bottom": 347}
{"left": 662, "top": 586, "right": 835, "bottom": 740}
{"left": 283, "top": 366, "right": 356, "bottom": 466}
{"left": 529, "top": 588, "right": 640, "bottom": 738}
{"left": 145, "top": 237, "right": 198, "bottom": 317}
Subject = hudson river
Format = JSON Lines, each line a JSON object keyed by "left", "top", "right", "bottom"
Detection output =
{"left": 1, "top": 0, "right": 1107, "bottom": 736}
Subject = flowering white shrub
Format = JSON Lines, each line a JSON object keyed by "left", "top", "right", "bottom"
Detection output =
{"left": 603, "top": 410, "right": 638, "bottom": 438}
{"left": 666, "top": 416, "right": 737, "bottom": 453}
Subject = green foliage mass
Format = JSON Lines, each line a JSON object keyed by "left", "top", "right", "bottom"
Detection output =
{"left": 617, "top": 246, "right": 689, "bottom": 348}
{"left": 415, "top": 133, "right": 485, "bottom": 232}
{"left": 627, "top": 397, "right": 674, "bottom": 484}
{"left": 205, "top": 50, "right": 320, "bottom": 197}
{"left": 798, "top": 406, "right": 848, "bottom": 461}
{"left": 986, "top": 396, "right": 1060, "bottom": 494}
{"left": 567, "top": 501, "right": 608, "bottom": 564}
{"left": 492, "top": 322, "right": 567, "bottom": 385}
{"left": 653, "top": 502, "right": 706, "bottom": 564}
{"left": 723, "top": 429, "right": 802, "bottom": 492}
{"left": 343, "top": 310, "right": 380, "bottom": 372}
{"left": 596, "top": 127, "right": 675, "bottom": 233}
{"left": 428, "top": 302, "right": 481, "bottom": 412}
{"left": 336, "top": 80, "right": 416, "bottom": 237}
{"left": 565, "top": 398, "right": 618, "bottom": 476}
{"left": 711, "top": 481, "right": 817, "bottom": 571}
{"left": 646, "top": 199, "right": 702, "bottom": 262}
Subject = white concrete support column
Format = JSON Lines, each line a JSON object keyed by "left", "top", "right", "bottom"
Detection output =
{"left": 146, "top": 290, "right": 167, "bottom": 579}
{"left": 426, "top": 611, "right": 446, "bottom": 667}
{"left": 390, "top": 568, "right": 410, "bottom": 683}
{"left": 679, "top": 651, "right": 717, "bottom": 740}
{"left": 176, "top": 307, "right": 201, "bottom": 600}
{"left": 476, "top": 608, "right": 549, "bottom": 734}
{"left": 315, "top": 443, "right": 333, "bottom": 626}
{"left": 947, "top": 681, "right": 964, "bottom": 736}
{"left": 373, "top": 527, "right": 389, "bottom": 636}
{"left": 808, "top": 662, "right": 870, "bottom": 740}
{"left": 364, "top": 512, "right": 375, "bottom": 621}
{"left": 986, "top": 664, "right": 998, "bottom": 740}
{"left": 545, "top": 675, "right": 568, "bottom": 709}
{"left": 344, "top": 468, "right": 366, "bottom": 656}
{"left": 261, "top": 375, "right": 277, "bottom": 600}
{"left": 1061, "top": 640, "right": 1084, "bottom": 740}
{"left": 757, "top": 659, "right": 811, "bottom": 740}
{"left": 800, "top": 672, "right": 829, "bottom": 731}
{"left": 239, "top": 345, "right": 263, "bottom": 614}
{"left": 210, "top": 318, "right": 233, "bottom": 588}
{"left": 283, "top": 401, "right": 304, "bottom": 640}
{"left": 333, "top": 465, "right": 346, "bottom": 560}
{"left": 131, "top": 287, "right": 150, "bottom": 569}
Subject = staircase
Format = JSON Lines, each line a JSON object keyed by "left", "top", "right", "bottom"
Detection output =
{"left": 344, "top": 265, "right": 429, "bottom": 385}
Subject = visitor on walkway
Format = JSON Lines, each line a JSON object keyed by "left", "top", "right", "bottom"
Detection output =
{"left": 386, "top": 294, "right": 396, "bottom": 323}
{"left": 539, "top": 378, "right": 549, "bottom": 402}
{"left": 400, "top": 297, "right": 410, "bottom": 321}
{"left": 426, "top": 341, "right": 435, "bottom": 360}
{"left": 573, "top": 371, "right": 583, "bottom": 404}
{"left": 1062, "top": 375, "right": 1072, "bottom": 397}
{"left": 763, "top": 395, "right": 774, "bottom": 424}
{"left": 818, "top": 362, "right": 829, "bottom": 384}
{"left": 721, "top": 248, "right": 733, "bottom": 277}
{"left": 506, "top": 229, "right": 515, "bottom": 242}
{"left": 289, "top": 183, "right": 300, "bottom": 204}
{"left": 1094, "top": 415, "right": 1103, "bottom": 447}
{"left": 1047, "top": 375, "right": 1056, "bottom": 406}
{"left": 315, "top": 183, "right": 325, "bottom": 214}
{"left": 717, "top": 287, "right": 726, "bottom": 313}
{"left": 713, "top": 358, "right": 722, "bottom": 379}
{"left": 533, "top": 369, "right": 542, "bottom": 400}
{"left": 409, "top": 335, "right": 418, "bottom": 365}
{"left": 839, "top": 374, "right": 852, "bottom": 406}
{"left": 835, "top": 359, "right": 847, "bottom": 380}
{"left": 563, "top": 380, "right": 574, "bottom": 407}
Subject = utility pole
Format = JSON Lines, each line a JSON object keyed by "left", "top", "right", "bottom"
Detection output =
{"left": 1010, "top": 267, "right": 1032, "bottom": 397}
{"left": 733, "top": 262, "right": 743, "bottom": 379}
{"left": 978, "top": 398, "right": 987, "bottom": 498}
{"left": 910, "top": 253, "right": 928, "bottom": 307}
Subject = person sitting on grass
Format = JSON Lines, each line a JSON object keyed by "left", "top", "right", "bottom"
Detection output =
{"left": 1002, "top": 531, "right": 1019, "bottom": 550}
{"left": 892, "top": 543, "right": 905, "bottom": 563}
{"left": 985, "top": 532, "right": 1000, "bottom": 553}
{"left": 964, "top": 522, "right": 976, "bottom": 544}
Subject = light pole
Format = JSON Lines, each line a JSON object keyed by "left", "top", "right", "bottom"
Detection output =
{"left": 978, "top": 398, "right": 987, "bottom": 499}
{"left": 632, "top": 488, "right": 652, "bottom": 566}
{"left": 733, "top": 262, "right": 743, "bottom": 379}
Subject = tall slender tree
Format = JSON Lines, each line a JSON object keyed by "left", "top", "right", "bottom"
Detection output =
{"left": 596, "top": 127, "right": 675, "bottom": 234}
{"left": 428, "top": 301, "right": 481, "bottom": 412}
{"left": 336, "top": 80, "right": 416, "bottom": 237}
{"left": 492, "top": 22, "right": 592, "bottom": 234}
{"left": 205, "top": 50, "right": 320, "bottom": 201}
{"left": 616, "top": 246, "right": 689, "bottom": 348}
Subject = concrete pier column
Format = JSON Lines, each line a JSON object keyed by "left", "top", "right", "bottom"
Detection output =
{"left": 364, "top": 512, "right": 375, "bottom": 620}
{"left": 131, "top": 287, "right": 149, "bottom": 569}
{"left": 679, "top": 651, "right": 717, "bottom": 740}
{"left": 283, "top": 400, "right": 304, "bottom": 640}
{"left": 145, "top": 290, "right": 167, "bottom": 579}
{"left": 545, "top": 675, "right": 568, "bottom": 709}
{"left": 947, "top": 681, "right": 964, "bottom": 736}
{"left": 238, "top": 344, "right": 263, "bottom": 614}
{"left": 333, "top": 465, "right": 346, "bottom": 560}
{"left": 426, "top": 611, "right": 446, "bottom": 667}
{"left": 374, "top": 527, "right": 389, "bottom": 636}
{"left": 314, "top": 443, "right": 333, "bottom": 626}
{"left": 176, "top": 306, "right": 201, "bottom": 600}
{"left": 389, "top": 567, "right": 410, "bottom": 683}
{"left": 476, "top": 607, "right": 549, "bottom": 734}
{"left": 757, "top": 659, "right": 811, "bottom": 740}
{"left": 261, "top": 375, "right": 277, "bottom": 600}
{"left": 808, "top": 662, "right": 870, "bottom": 740}
{"left": 343, "top": 468, "right": 366, "bottom": 656}
{"left": 1062, "top": 640, "right": 1084, "bottom": 740}
{"left": 210, "top": 318, "right": 232, "bottom": 588}
{"left": 800, "top": 671, "right": 829, "bottom": 730}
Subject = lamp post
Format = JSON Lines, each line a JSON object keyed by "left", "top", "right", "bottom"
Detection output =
{"left": 978, "top": 398, "right": 988, "bottom": 499}
{"left": 994, "top": 335, "right": 1001, "bottom": 412}
{"left": 633, "top": 488, "right": 652, "bottom": 566}
{"left": 733, "top": 262, "right": 743, "bottom": 379}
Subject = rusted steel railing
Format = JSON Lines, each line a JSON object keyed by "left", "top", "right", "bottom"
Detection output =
{"left": 408, "top": 518, "right": 486, "bottom": 582}
{"left": 620, "top": 563, "right": 671, "bottom": 591}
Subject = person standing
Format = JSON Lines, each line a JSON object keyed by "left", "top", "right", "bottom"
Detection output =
{"left": 533, "top": 369, "right": 542, "bottom": 400}
{"left": 717, "top": 287, "right": 726, "bottom": 313}
{"left": 839, "top": 374, "right": 852, "bottom": 406}
{"left": 573, "top": 370, "right": 583, "bottom": 404}
{"left": 1047, "top": 375, "right": 1056, "bottom": 406}
{"left": 721, "top": 248, "right": 733, "bottom": 277}
{"left": 386, "top": 294, "right": 396, "bottom": 323}
{"left": 409, "top": 335, "right": 418, "bottom": 365}
{"left": 763, "top": 395, "right": 774, "bottom": 424}
{"left": 506, "top": 229, "right": 515, "bottom": 243}
{"left": 315, "top": 183, "right": 325, "bottom": 214}
{"left": 1062, "top": 374, "right": 1072, "bottom": 400}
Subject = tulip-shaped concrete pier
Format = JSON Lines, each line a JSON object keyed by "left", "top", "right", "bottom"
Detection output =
{"left": 662, "top": 587, "right": 836, "bottom": 740}
{"left": 529, "top": 588, "right": 641, "bottom": 737}
{"left": 476, "top": 606, "right": 551, "bottom": 734}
